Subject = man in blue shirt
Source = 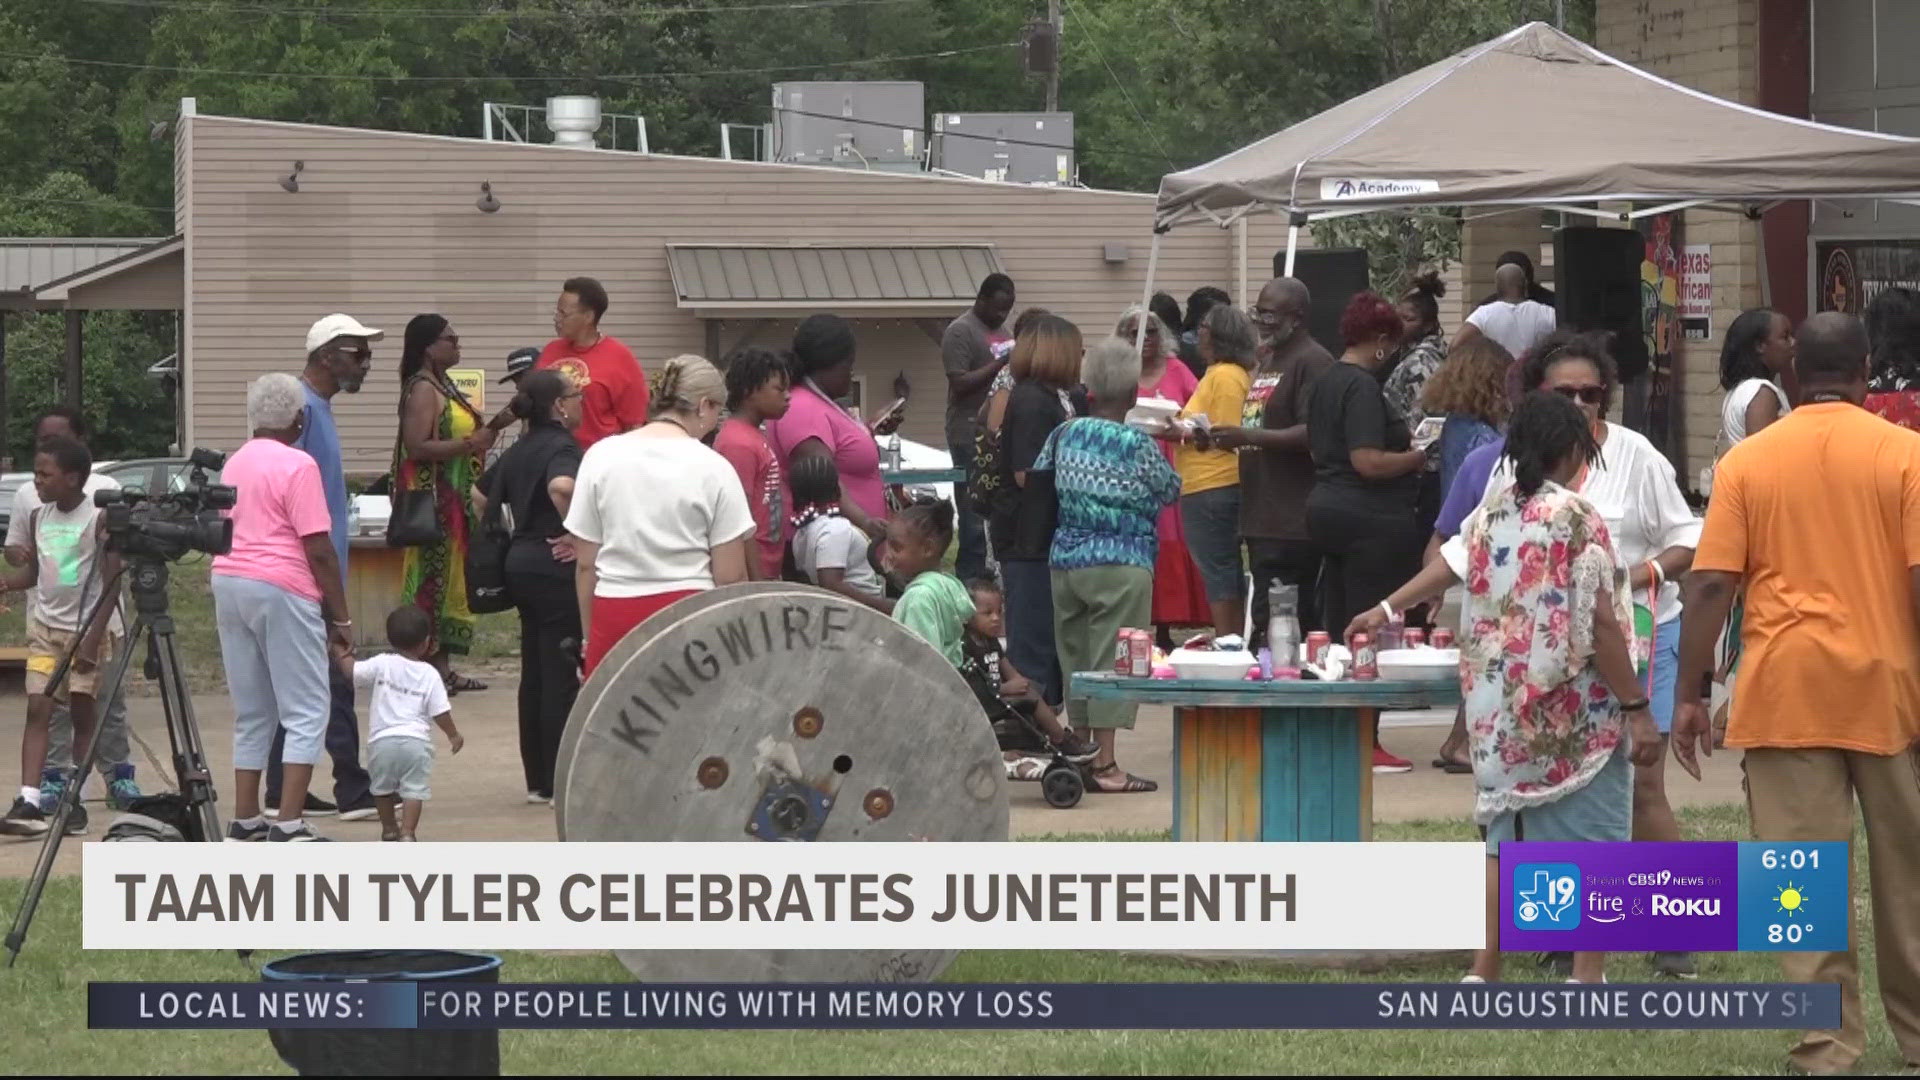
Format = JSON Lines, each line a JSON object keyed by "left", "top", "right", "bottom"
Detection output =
{"left": 263, "top": 314, "right": 380, "bottom": 821}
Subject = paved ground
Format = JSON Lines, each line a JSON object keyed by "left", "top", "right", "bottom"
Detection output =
{"left": 0, "top": 669, "right": 1748, "bottom": 876}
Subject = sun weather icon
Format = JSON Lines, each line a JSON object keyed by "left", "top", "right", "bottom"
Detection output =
{"left": 1775, "top": 882, "right": 1807, "bottom": 918}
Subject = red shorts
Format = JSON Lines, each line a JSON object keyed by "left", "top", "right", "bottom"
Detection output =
{"left": 584, "top": 590, "right": 700, "bottom": 676}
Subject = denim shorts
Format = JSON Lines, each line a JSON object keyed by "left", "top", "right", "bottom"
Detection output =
{"left": 1644, "top": 615, "right": 1681, "bottom": 735}
{"left": 1482, "top": 743, "right": 1633, "bottom": 855}
{"left": 1179, "top": 486, "right": 1245, "bottom": 603}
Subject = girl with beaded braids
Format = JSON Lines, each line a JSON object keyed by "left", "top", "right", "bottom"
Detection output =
{"left": 563, "top": 353, "right": 756, "bottom": 675}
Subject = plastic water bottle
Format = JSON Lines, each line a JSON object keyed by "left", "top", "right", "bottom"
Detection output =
{"left": 1267, "top": 583, "right": 1301, "bottom": 678}
{"left": 346, "top": 496, "right": 361, "bottom": 538}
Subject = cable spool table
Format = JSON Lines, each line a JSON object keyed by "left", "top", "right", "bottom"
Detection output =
{"left": 1071, "top": 675, "right": 1461, "bottom": 842}
{"left": 554, "top": 583, "right": 1009, "bottom": 983}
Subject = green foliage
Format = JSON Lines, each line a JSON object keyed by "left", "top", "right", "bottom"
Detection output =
{"left": 2, "top": 309, "right": 178, "bottom": 467}
{"left": 0, "top": 0, "right": 1598, "bottom": 455}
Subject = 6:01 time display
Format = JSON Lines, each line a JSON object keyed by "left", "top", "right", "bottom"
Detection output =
{"left": 1760, "top": 849, "right": 1820, "bottom": 871}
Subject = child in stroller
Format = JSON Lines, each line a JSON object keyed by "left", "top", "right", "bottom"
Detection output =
{"left": 960, "top": 581, "right": 1097, "bottom": 800}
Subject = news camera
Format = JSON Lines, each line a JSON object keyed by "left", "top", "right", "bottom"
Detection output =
{"left": 93, "top": 447, "right": 236, "bottom": 560}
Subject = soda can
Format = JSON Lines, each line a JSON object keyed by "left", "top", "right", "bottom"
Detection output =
{"left": 1115, "top": 628, "right": 1134, "bottom": 675}
{"left": 1351, "top": 633, "right": 1378, "bottom": 681}
{"left": 1402, "top": 627, "right": 1426, "bottom": 649}
{"left": 1128, "top": 629, "right": 1153, "bottom": 678}
{"left": 1306, "top": 631, "right": 1332, "bottom": 668}
{"left": 1431, "top": 627, "right": 1455, "bottom": 649}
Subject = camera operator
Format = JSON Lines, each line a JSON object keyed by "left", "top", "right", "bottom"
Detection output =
{"left": 6, "top": 408, "right": 140, "bottom": 825}
{"left": 210, "top": 374, "right": 352, "bottom": 843}
{"left": 0, "top": 439, "right": 122, "bottom": 836}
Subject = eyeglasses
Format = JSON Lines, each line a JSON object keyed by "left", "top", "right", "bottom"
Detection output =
{"left": 1250, "top": 307, "right": 1283, "bottom": 325}
{"left": 1553, "top": 385, "right": 1607, "bottom": 405}
{"left": 333, "top": 348, "right": 372, "bottom": 363}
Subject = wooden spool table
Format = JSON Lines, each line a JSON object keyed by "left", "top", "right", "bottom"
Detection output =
{"left": 555, "top": 582, "right": 1009, "bottom": 984}
{"left": 1072, "top": 675, "right": 1461, "bottom": 842}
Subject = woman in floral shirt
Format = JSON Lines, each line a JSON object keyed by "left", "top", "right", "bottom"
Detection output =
{"left": 1348, "top": 391, "right": 1660, "bottom": 985}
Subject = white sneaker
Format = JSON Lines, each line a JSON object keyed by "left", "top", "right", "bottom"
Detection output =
{"left": 1460, "top": 974, "right": 1487, "bottom": 984}
{"left": 526, "top": 792, "right": 553, "bottom": 805}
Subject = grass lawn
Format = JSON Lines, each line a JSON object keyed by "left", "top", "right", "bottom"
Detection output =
{"left": 0, "top": 806, "right": 1903, "bottom": 1075}
{"left": 0, "top": 556, "right": 521, "bottom": 694}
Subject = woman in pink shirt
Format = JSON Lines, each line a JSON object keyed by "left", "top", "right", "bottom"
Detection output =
{"left": 766, "top": 315, "right": 889, "bottom": 542}
{"left": 1118, "top": 305, "right": 1210, "bottom": 643}
{"left": 210, "top": 373, "right": 355, "bottom": 843}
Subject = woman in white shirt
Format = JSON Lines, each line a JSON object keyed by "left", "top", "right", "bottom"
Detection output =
{"left": 565, "top": 354, "right": 754, "bottom": 675}
{"left": 1717, "top": 308, "right": 1794, "bottom": 448}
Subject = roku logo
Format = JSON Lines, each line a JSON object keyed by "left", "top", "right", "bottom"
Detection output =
{"left": 1650, "top": 895, "right": 1720, "bottom": 917}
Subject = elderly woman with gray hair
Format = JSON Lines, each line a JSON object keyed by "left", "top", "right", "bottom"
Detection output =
{"left": 1172, "top": 303, "right": 1262, "bottom": 637}
{"left": 211, "top": 373, "right": 354, "bottom": 842}
{"left": 1039, "top": 337, "right": 1182, "bottom": 793}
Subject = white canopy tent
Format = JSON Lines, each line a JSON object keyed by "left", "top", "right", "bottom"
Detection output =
{"left": 1138, "top": 20, "right": 1920, "bottom": 320}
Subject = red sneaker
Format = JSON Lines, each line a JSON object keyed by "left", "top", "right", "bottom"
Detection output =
{"left": 1372, "top": 745, "right": 1414, "bottom": 774}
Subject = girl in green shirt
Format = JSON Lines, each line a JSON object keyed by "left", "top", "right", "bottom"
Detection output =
{"left": 886, "top": 501, "right": 972, "bottom": 667}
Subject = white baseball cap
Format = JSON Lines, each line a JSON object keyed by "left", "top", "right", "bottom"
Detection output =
{"left": 305, "top": 313, "right": 385, "bottom": 354}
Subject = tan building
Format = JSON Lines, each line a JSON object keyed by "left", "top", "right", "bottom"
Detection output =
{"left": 136, "top": 102, "right": 1290, "bottom": 471}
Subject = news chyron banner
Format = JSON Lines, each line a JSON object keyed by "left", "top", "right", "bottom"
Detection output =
{"left": 84, "top": 842, "right": 1486, "bottom": 952}
{"left": 1501, "top": 841, "right": 1848, "bottom": 952}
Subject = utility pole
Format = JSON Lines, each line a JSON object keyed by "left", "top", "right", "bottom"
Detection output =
{"left": 1555, "top": 0, "right": 1565, "bottom": 28}
{"left": 1045, "top": 0, "right": 1061, "bottom": 112}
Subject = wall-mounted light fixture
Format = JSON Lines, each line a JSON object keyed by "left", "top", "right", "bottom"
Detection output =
{"left": 279, "top": 160, "right": 304, "bottom": 193}
{"left": 476, "top": 181, "right": 500, "bottom": 213}
{"left": 1102, "top": 242, "right": 1129, "bottom": 264}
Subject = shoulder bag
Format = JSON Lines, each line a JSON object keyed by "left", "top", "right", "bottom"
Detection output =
{"left": 385, "top": 376, "right": 448, "bottom": 548}
{"left": 464, "top": 464, "right": 513, "bottom": 615}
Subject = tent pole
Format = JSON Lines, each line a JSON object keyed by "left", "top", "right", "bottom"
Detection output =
{"left": 1749, "top": 207, "right": 1772, "bottom": 309}
{"left": 1236, "top": 219, "right": 1249, "bottom": 306}
{"left": 1137, "top": 229, "right": 1165, "bottom": 353}
{"left": 1284, "top": 212, "right": 1306, "bottom": 277}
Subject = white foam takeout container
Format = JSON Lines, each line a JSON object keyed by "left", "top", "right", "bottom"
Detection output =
{"left": 1125, "top": 397, "right": 1181, "bottom": 434}
{"left": 1376, "top": 647, "right": 1460, "bottom": 683}
{"left": 1167, "top": 647, "right": 1257, "bottom": 683}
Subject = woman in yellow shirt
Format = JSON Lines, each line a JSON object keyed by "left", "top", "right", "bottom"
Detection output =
{"left": 1175, "top": 304, "right": 1260, "bottom": 636}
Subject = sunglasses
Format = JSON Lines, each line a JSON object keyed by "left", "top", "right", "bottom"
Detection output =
{"left": 333, "top": 348, "right": 372, "bottom": 363}
{"left": 1553, "top": 385, "right": 1607, "bottom": 405}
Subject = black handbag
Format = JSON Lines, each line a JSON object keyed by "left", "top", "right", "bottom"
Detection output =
{"left": 465, "top": 468, "right": 513, "bottom": 615}
{"left": 385, "top": 378, "right": 449, "bottom": 548}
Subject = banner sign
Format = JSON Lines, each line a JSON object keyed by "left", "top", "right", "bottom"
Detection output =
{"left": 88, "top": 981, "right": 1841, "bottom": 1031}
{"left": 83, "top": 842, "right": 1486, "bottom": 952}
{"left": 1816, "top": 238, "right": 1920, "bottom": 315}
{"left": 1501, "top": 842, "right": 1847, "bottom": 953}
{"left": 1681, "top": 243, "right": 1712, "bottom": 341}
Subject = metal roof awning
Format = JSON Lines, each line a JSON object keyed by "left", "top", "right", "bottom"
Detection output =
{"left": 31, "top": 236, "right": 184, "bottom": 308}
{"left": 0, "top": 237, "right": 166, "bottom": 310}
{"left": 667, "top": 243, "right": 1003, "bottom": 318}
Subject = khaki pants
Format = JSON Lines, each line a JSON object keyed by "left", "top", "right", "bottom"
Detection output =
{"left": 1744, "top": 747, "right": 1920, "bottom": 1072}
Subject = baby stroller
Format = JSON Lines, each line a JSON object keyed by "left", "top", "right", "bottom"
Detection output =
{"left": 959, "top": 655, "right": 1086, "bottom": 809}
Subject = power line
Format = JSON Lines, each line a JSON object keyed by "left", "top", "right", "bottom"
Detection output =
{"left": 1059, "top": 0, "right": 1173, "bottom": 170}
{"left": 0, "top": 41, "right": 1017, "bottom": 83}
{"left": 75, "top": 0, "right": 922, "bottom": 19}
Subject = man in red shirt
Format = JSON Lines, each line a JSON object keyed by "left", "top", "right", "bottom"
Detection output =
{"left": 537, "top": 276, "right": 648, "bottom": 447}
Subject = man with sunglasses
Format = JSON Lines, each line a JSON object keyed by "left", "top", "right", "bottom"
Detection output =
{"left": 261, "top": 314, "right": 379, "bottom": 822}
{"left": 1210, "top": 277, "right": 1332, "bottom": 642}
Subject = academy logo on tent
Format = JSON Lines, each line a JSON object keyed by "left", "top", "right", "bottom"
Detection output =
{"left": 1320, "top": 178, "right": 1440, "bottom": 200}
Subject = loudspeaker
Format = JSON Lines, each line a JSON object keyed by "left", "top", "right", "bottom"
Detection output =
{"left": 1278, "top": 247, "right": 1370, "bottom": 359}
{"left": 1553, "top": 227, "right": 1649, "bottom": 382}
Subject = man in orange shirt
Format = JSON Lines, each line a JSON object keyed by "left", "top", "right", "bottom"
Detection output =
{"left": 1675, "top": 311, "right": 1920, "bottom": 1074}
{"left": 536, "top": 276, "right": 648, "bottom": 448}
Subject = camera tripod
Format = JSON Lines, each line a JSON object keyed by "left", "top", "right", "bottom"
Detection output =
{"left": 3, "top": 556, "right": 222, "bottom": 966}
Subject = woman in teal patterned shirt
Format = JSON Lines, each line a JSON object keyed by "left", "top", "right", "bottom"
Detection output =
{"left": 1037, "top": 336, "right": 1182, "bottom": 793}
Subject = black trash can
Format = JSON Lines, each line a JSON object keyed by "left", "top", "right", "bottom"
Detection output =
{"left": 260, "top": 950, "right": 502, "bottom": 1076}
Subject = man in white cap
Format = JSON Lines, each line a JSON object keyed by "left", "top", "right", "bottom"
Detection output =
{"left": 263, "top": 314, "right": 380, "bottom": 821}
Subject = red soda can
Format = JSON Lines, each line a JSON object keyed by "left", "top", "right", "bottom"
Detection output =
{"left": 1115, "top": 628, "right": 1133, "bottom": 674}
{"left": 1431, "top": 627, "right": 1455, "bottom": 649}
{"left": 1128, "top": 629, "right": 1153, "bottom": 678}
{"left": 1306, "top": 630, "right": 1332, "bottom": 668}
{"left": 1402, "top": 627, "right": 1426, "bottom": 649}
{"left": 1351, "top": 633, "right": 1378, "bottom": 680}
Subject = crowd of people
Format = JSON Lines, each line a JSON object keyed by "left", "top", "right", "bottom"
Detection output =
{"left": 2, "top": 254, "right": 1916, "bottom": 1070}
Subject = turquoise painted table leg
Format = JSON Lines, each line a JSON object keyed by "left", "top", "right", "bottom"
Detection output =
{"left": 1173, "top": 704, "right": 1373, "bottom": 842}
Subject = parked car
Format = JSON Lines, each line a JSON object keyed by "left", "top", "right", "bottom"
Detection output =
{"left": 94, "top": 457, "right": 214, "bottom": 496}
